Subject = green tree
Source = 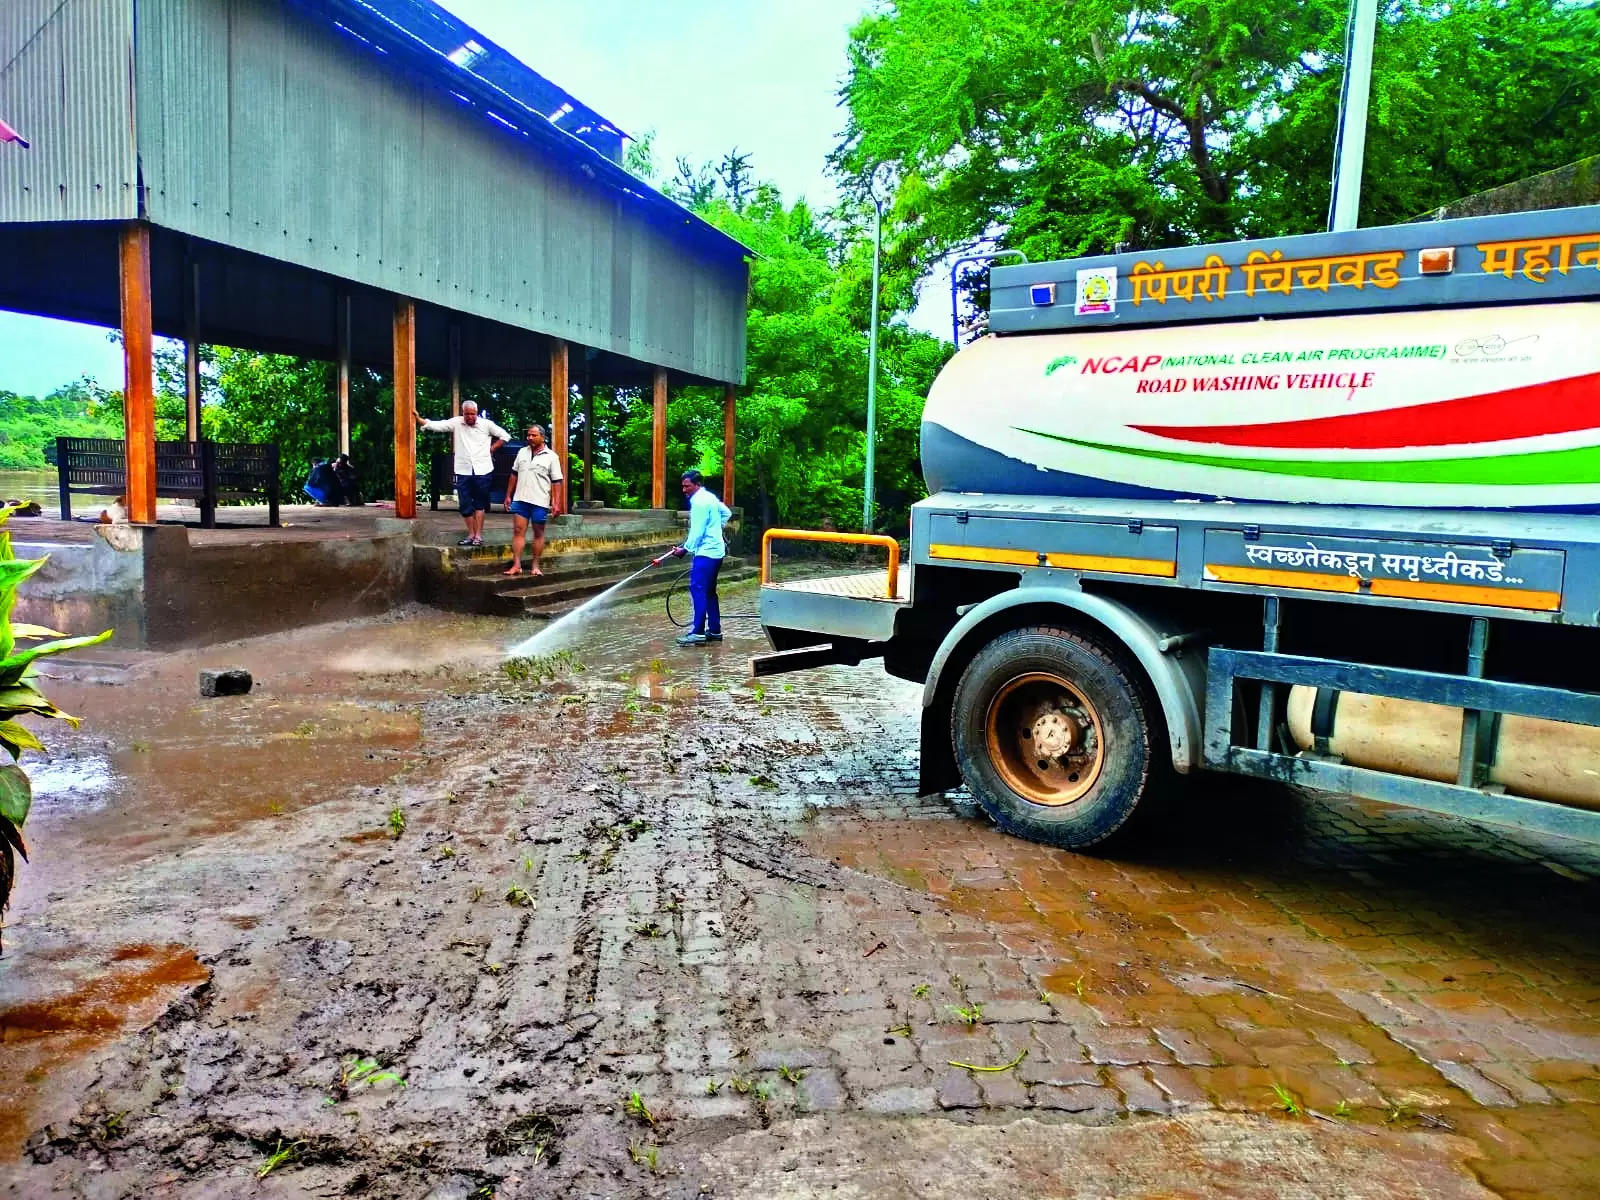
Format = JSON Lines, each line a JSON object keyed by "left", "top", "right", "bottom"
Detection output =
{"left": 835, "top": 0, "right": 1600, "bottom": 280}
{"left": 0, "top": 380, "right": 123, "bottom": 471}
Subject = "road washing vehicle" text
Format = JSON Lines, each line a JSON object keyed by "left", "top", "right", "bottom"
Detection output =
{"left": 756, "top": 205, "right": 1600, "bottom": 850}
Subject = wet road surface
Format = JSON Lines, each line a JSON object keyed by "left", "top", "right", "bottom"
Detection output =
{"left": 0, "top": 586, "right": 1596, "bottom": 1197}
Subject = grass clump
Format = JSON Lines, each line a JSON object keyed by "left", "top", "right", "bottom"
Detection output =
{"left": 627, "top": 1138, "right": 660, "bottom": 1172}
{"left": 623, "top": 1090, "right": 655, "bottom": 1125}
{"left": 257, "top": 1138, "right": 301, "bottom": 1178}
{"left": 948, "top": 1002, "right": 984, "bottom": 1027}
{"left": 1271, "top": 1083, "right": 1303, "bottom": 1116}
{"left": 339, "top": 1055, "right": 407, "bottom": 1095}
{"left": 501, "top": 649, "right": 585, "bottom": 685}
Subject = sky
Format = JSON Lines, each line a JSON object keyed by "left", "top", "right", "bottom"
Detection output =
{"left": 0, "top": 0, "right": 881, "bottom": 398}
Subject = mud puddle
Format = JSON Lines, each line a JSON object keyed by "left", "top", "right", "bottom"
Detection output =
{"left": 0, "top": 942, "right": 208, "bottom": 1158}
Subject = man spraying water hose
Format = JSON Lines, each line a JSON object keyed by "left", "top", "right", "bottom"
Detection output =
{"left": 670, "top": 470, "right": 732, "bottom": 647}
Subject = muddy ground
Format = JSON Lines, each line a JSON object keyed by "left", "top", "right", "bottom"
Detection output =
{"left": 1, "top": 581, "right": 1597, "bottom": 1198}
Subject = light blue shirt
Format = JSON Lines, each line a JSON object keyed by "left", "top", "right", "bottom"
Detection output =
{"left": 681, "top": 487, "right": 732, "bottom": 559}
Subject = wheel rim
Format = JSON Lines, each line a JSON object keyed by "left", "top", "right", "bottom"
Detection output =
{"left": 983, "top": 670, "right": 1105, "bottom": 807}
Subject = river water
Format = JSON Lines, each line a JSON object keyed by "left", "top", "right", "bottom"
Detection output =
{"left": 0, "top": 470, "right": 57, "bottom": 505}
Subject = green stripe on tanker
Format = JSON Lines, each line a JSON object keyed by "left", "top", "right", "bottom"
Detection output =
{"left": 1022, "top": 430, "right": 1600, "bottom": 487}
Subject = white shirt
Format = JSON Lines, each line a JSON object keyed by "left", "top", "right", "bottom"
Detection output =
{"left": 681, "top": 486, "right": 732, "bottom": 559}
{"left": 421, "top": 414, "right": 510, "bottom": 476}
{"left": 510, "top": 445, "right": 564, "bottom": 507}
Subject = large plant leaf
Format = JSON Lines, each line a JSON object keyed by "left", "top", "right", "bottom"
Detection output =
{"left": 0, "top": 630, "right": 114, "bottom": 682}
{"left": 1, "top": 813, "right": 24, "bottom": 957}
{"left": 0, "top": 720, "right": 45, "bottom": 760}
{"left": 10, "top": 624, "right": 67, "bottom": 640}
{"left": 0, "top": 764, "right": 31, "bottom": 825}
{"left": 0, "top": 684, "right": 77, "bottom": 725}
{"left": 0, "top": 559, "right": 44, "bottom": 594}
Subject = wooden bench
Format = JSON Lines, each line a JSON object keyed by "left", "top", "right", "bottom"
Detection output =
{"left": 427, "top": 442, "right": 524, "bottom": 511}
{"left": 56, "top": 437, "right": 281, "bottom": 528}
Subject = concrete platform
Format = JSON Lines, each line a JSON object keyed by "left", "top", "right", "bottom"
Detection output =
{"left": 9, "top": 501, "right": 704, "bottom": 649}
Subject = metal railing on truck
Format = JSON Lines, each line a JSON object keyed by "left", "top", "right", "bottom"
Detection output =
{"left": 1206, "top": 599, "right": 1600, "bottom": 844}
{"left": 760, "top": 529, "right": 902, "bottom": 599}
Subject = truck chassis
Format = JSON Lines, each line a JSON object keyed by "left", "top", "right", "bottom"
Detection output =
{"left": 757, "top": 494, "right": 1600, "bottom": 847}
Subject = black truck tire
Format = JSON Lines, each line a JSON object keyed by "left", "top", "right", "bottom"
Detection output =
{"left": 950, "top": 624, "right": 1165, "bottom": 849}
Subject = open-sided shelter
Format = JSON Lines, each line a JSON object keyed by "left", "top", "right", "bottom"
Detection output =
{"left": 0, "top": 0, "right": 750, "bottom": 520}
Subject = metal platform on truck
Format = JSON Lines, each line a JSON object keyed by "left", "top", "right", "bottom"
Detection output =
{"left": 909, "top": 492, "right": 1600, "bottom": 628}
{"left": 763, "top": 567, "right": 910, "bottom": 602}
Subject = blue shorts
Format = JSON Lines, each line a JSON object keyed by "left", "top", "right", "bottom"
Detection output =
{"left": 509, "top": 501, "right": 549, "bottom": 524}
{"left": 455, "top": 473, "right": 492, "bottom": 517}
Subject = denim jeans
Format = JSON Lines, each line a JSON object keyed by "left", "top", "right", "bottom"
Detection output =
{"left": 688, "top": 554, "right": 722, "bottom": 635}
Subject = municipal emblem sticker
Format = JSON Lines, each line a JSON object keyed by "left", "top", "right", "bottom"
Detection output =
{"left": 1075, "top": 267, "right": 1117, "bottom": 316}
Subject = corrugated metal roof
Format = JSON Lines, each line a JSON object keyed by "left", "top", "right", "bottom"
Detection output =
{"left": 292, "top": 0, "right": 751, "bottom": 267}
{"left": 0, "top": 0, "right": 137, "bottom": 222}
{"left": 327, "top": 0, "right": 627, "bottom": 160}
{"left": 134, "top": 0, "right": 746, "bottom": 382}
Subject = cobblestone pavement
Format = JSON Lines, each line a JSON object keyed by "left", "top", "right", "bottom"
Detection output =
{"left": 1, "top": 581, "right": 1596, "bottom": 1197}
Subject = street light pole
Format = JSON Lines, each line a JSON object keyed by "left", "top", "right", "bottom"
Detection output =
{"left": 1329, "top": 0, "right": 1378, "bottom": 232}
{"left": 863, "top": 189, "right": 883, "bottom": 533}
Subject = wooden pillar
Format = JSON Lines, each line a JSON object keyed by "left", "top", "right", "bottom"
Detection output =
{"left": 550, "top": 339, "right": 569, "bottom": 514}
{"left": 449, "top": 322, "right": 462, "bottom": 418}
{"left": 120, "top": 222, "right": 157, "bottom": 525}
{"left": 651, "top": 366, "right": 668, "bottom": 510}
{"left": 722, "top": 383, "right": 737, "bottom": 509}
{"left": 336, "top": 292, "right": 351, "bottom": 456}
{"left": 582, "top": 367, "right": 594, "bottom": 505}
{"left": 184, "top": 258, "right": 201, "bottom": 442}
{"left": 393, "top": 298, "right": 417, "bottom": 519}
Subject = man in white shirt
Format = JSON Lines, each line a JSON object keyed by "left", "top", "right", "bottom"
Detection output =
{"left": 414, "top": 400, "right": 509, "bottom": 547}
{"left": 503, "top": 423, "right": 565, "bottom": 576}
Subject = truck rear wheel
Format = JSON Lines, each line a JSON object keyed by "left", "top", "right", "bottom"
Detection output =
{"left": 951, "top": 624, "right": 1162, "bottom": 849}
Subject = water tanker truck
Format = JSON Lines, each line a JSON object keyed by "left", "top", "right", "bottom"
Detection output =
{"left": 755, "top": 204, "right": 1600, "bottom": 850}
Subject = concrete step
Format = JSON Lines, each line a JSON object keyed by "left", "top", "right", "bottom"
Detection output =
{"left": 476, "top": 547, "right": 723, "bottom": 596}
{"left": 460, "top": 540, "right": 682, "bottom": 584}
{"left": 496, "top": 556, "right": 748, "bottom": 609}
{"left": 516, "top": 564, "right": 757, "bottom": 621}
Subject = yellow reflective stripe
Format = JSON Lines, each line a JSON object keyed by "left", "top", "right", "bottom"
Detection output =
{"left": 1046, "top": 552, "right": 1176, "bottom": 578}
{"left": 1205, "top": 564, "right": 1360, "bottom": 594}
{"left": 1205, "top": 563, "right": 1560, "bottom": 612}
{"left": 928, "top": 544, "right": 1176, "bottom": 577}
{"left": 1371, "top": 577, "right": 1561, "bottom": 612}
{"left": 928, "top": 543, "right": 1035, "bottom": 566}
